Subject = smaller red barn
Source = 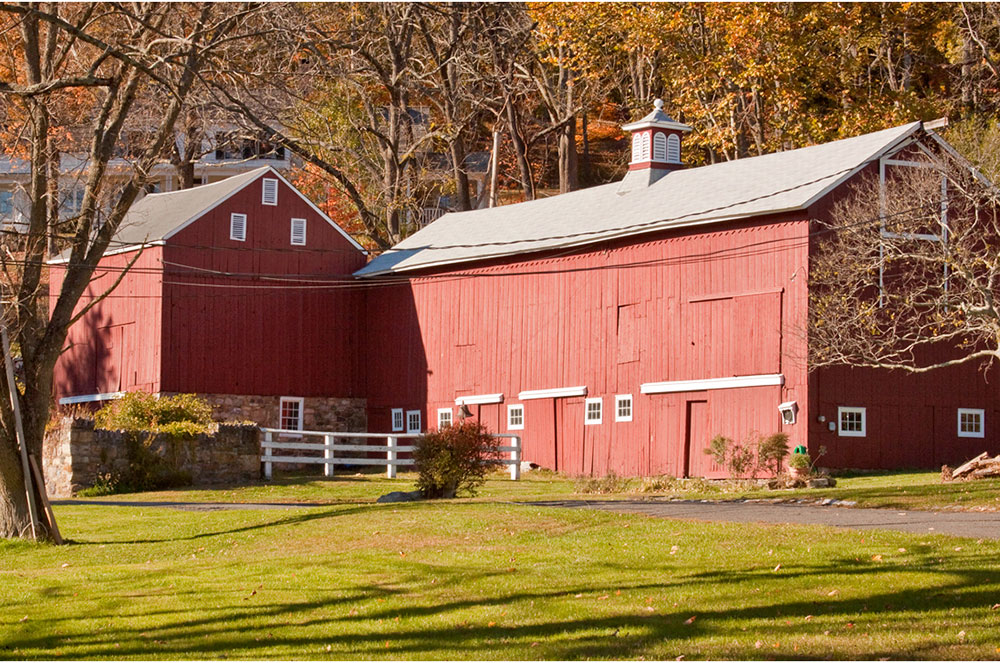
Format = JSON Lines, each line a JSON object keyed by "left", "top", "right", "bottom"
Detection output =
{"left": 50, "top": 166, "right": 369, "bottom": 432}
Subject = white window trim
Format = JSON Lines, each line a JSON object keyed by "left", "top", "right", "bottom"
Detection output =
{"left": 58, "top": 391, "right": 124, "bottom": 405}
{"left": 261, "top": 177, "right": 278, "bottom": 206}
{"left": 406, "top": 409, "right": 422, "bottom": 434}
{"left": 957, "top": 408, "right": 985, "bottom": 438}
{"left": 455, "top": 393, "right": 504, "bottom": 406}
{"left": 615, "top": 394, "right": 633, "bottom": 422}
{"left": 837, "top": 406, "right": 866, "bottom": 437}
{"left": 437, "top": 407, "right": 453, "bottom": 429}
{"left": 290, "top": 217, "right": 306, "bottom": 246}
{"left": 391, "top": 408, "right": 404, "bottom": 432}
{"left": 507, "top": 404, "right": 524, "bottom": 431}
{"left": 230, "top": 212, "right": 247, "bottom": 241}
{"left": 279, "top": 396, "right": 305, "bottom": 434}
{"left": 585, "top": 397, "right": 603, "bottom": 425}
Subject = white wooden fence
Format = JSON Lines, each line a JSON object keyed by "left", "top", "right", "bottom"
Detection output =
{"left": 260, "top": 429, "right": 522, "bottom": 480}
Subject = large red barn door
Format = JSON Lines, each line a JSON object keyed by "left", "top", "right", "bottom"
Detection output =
{"left": 522, "top": 399, "right": 557, "bottom": 470}
{"left": 556, "top": 397, "right": 586, "bottom": 476}
{"left": 684, "top": 400, "right": 719, "bottom": 478}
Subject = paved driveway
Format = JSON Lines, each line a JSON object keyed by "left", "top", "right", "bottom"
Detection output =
{"left": 532, "top": 499, "right": 1000, "bottom": 540}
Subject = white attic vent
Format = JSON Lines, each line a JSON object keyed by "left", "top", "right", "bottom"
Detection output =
{"left": 262, "top": 178, "right": 278, "bottom": 206}
{"left": 290, "top": 217, "right": 306, "bottom": 246}
{"left": 667, "top": 134, "right": 681, "bottom": 163}
{"left": 652, "top": 133, "right": 667, "bottom": 162}
{"left": 230, "top": 212, "right": 247, "bottom": 241}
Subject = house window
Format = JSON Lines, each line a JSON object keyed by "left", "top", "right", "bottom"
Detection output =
{"left": 437, "top": 408, "right": 453, "bottom": 429}
{"left": 667, "top": 134, "right": 681, "bottom": 163}
{"left": 391, "top": 408, "right": 404, "bottom": 432}
{"left": 262, "top": 178, "right": 278, "bottom": 206}
{"left": 290, "top": 218, "right": 306, "bottom": 246}
{"left": 230, "top": 213, "right": 247, "bottom": 241}
{"left": 958, "top": 408, "right": 985, "bottom": 438}
{"left": 0, "top": 190, "right": 13, "bottom": 216}
{"left": 406, "top": 410, "right": 422, "bottom": 434}
{"left": 507, "top": 404, "right": 524, "bottom": 431}
{"left": 585, "top": 398, "right": 603, "bottom": 425}
{"left": 279, "top": 397, "right": 304, "bottom": 432}
{"left": 837, "top": 407, "right": 866, "bottom": 437}
{"left": 615, "top": 394, "right": 633, "bottom": 422}
{"left": 652, "top": 132, "right": 667, "bottom": 162}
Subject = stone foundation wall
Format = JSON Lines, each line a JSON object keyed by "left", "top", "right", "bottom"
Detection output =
{"left": 167, "top": 393, "right": 367, "bottom": 432}
{"left": 42, "top": 417, "right": 261, "bottom": 498}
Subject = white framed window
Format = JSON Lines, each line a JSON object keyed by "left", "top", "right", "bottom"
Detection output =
{"left": 262, "top": 178, "right": 278, "bottom": 206}
{"left": 391, "top": 408, "right": 404, "bottom": 432}
{"left": 507, "top": 404, "right": 524, "bottom": 430}
{"left": 290, "top": 217, "right": 306, "bottom": 246}
{"left": 279, "top": 397, "right": 304, "bottom": 432}
{"left": 837, "top": 406, "right": 866, "bottom": 437}
{"left": 652, "top": 132, "right": 667, "bottom": 162}
{"left": 585, "top": 397, "right": 603, "bottom": 425}
{"left": 406, "top": 410, "right": 422, "bottom": 434}
{"left": 957, "top": 408, "right": 985, "bottom": 438}
{"left": 437, "top": 408, "right": 453, "bottom": 429}
{"left": 667, "top": 134, "right": 681, "bottom": 163}
{"left": 230, "top": 212, "right": 247, "bottom": 241}
{"left": 615, "top": 394, "right": 633, "bottom": 422}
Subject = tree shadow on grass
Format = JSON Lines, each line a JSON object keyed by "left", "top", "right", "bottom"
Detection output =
{"left": 5, "top": 551, "right": 1000, "bottom": 660}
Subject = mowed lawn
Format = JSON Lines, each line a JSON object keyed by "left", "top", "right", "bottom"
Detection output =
{"left": 3, "top": 478, "right": 1000, "bottom": 659}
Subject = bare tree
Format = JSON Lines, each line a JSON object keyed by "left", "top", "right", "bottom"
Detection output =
{"left": 809, "top": 134, "right": 1000, "bottom": 373}
{"left": 0, "top": 2, "right": 259, "bottom": 540}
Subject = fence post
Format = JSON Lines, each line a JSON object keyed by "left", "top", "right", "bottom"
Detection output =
{"left": 386, "top": 436, "right": 397, "bottom": 479}
{"left": 264, "top": 429, "right": 273, "bottom": 480}
{"left": 324, "top": 434, "right": 334, "bottom": 478}
{"left": 510, "top": 435, "right": 521, "bottom": 481}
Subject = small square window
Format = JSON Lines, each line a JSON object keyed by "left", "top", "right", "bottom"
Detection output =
{"left": 837, "top": 406, "right": 866, "bottom": 437}
{"left": 957, "top": 408, "right": 984, "bottom": 438}
{"left": 406, "top": 410, "right": 422, "bottom": 434}
{"left": 290, "top": 218, "right": 306, "bottom": 246}
{"left": 507, "top": 404, "right": 524, "bottom": 430}
{"left": 391, "top": 408, "right": 404, "bottom": 432}
{"left": 279, "top": 397, "right": 304, "bottom": 432}
{"left": 230, "top": 212, "right": 247, "bottom": 241}
{"left": 615, "top": 394, "right": 633, "bottom": 422}
{"left": 262, "top": 178, "right": 278, "bottom": 206}
{"left": 437, "top": 408, "right": 453, "bottom": 429}
{"left": 585, "top": 398, "right": 602, "bottom": 425}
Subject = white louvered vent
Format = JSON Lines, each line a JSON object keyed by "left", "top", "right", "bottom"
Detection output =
{"left": 262, "top": 178, "right": 278, "bottom": 206}
{"left": 290, "top": 217, "right": 306, "bottom": 246}
{"left": 652, "top": 132, "right": 667, "bottom": 162}
{"left": 230, "top": 213, "right": 247, "bottom": 241}
{"left": 667, "top": 134, "right": 681, "bottom": 163}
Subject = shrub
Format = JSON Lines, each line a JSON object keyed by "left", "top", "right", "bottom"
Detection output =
{"left": 576, "top": 471, "right": 632, "bottom": 494}
{"left": 757, "top": 432, "right": 790, "bottom": 476}
{"left": 707, "top": 431, "right": 791, "bottom": 478}
{"left": 705, "top": 434, "right": 755, "bottom": 477}
{"left": 788, "top": 452, "right": 811, "bottom": 471}
{"left": 413, "top": 421, "right": 502, "bottom": 498}
{"left": 95, "top": 392, "right": 213, "bottom": 436}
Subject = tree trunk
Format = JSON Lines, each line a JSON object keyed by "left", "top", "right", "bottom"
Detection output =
{"left": 580, "top": 110, "right": 591, "bottom": 187}
{"left": 0, "top": 432, "right": 33, "bottom": 539}
{"left": 557, "top": 117, "right": 578, "bottom": 194}
{"left": 450, "top": 135, "right": 471, "bottom": 211}
{"left": 505, "top": 103, "right": 534, "bottom": 201}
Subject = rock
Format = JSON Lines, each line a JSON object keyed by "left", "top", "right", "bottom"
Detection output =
{"left": 807, "top": 477, "right": 836, "bottom": 488}
{"left": 376, "top": 490, "right": 424, "bottom": 503}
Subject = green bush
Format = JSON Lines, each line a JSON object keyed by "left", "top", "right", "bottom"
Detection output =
{"left": 788, "top": 452, "right": 811, "bottom": 470}
{"left": 95, "top": 392, "right": 213, "bottom": 437}
{"left": 413, "top": 421, "right": 502, "bottom": 498}
{"left": 707, "top": 431, "right": 791, "bottom": 478}
{"left": 757, "top": 432, "right": 790, "bottom": 476}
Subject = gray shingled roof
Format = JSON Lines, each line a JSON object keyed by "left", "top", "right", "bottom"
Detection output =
{"left": 111, "top": 166, "right": 270, "bottom": 246}
{"left": 356, "top": 122, "right": 922, "bottom": 278}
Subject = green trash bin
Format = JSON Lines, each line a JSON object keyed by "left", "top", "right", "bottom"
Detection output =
{"left": 792, "top": 445, "right": 808, "bottom": 455}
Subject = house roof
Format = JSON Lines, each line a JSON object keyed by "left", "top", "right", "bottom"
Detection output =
{"left": 50, "top": 165, "right": 366, "bottom": 263}
{"left": 356, "top": 121, "right": 923, "bottom": 278}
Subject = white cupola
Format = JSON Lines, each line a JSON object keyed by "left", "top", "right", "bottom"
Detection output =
{"left": 618, "top": 99, "right": 692, "bottom": 193}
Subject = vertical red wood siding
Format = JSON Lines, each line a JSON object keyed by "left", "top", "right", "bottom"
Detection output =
{"left": 364, "top": 215, "right": 812, "bottom": 476}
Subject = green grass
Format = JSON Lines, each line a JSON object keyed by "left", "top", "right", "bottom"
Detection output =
{"left": 86, "top": 469, "right": 1000, "bottom": 513}
{"left": 4, "top": 483, "right": 1000, "bottom": 659}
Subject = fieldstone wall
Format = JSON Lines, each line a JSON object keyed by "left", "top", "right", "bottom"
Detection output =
{"left": 167, "top": 393, "right": 367, "bottom": 432}
{"left": 42, "top": 417, "right": 261, "bottom": 498}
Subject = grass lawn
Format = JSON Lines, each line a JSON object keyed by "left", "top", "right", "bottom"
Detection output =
{"left": 90, "top": 469, "right": 1000, "bottom": 513}
{"left": 3, "top": 481, "right": 1000, "bottom": 659}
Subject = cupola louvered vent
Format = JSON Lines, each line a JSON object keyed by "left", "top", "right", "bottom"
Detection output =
{"left": 290, "top": 218, "right": 306, "bottom": 246}
{"left": 262, "top": 178, "right": 278, "bottom": 206}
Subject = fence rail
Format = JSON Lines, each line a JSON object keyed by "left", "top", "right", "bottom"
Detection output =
{"left": 260, "top": 429, "right": 522, "bottom": 480}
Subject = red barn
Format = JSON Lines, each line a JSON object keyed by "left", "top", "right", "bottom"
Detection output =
{"left": 357, "top": 106, "right": 1000, "bottom": 475}
{"left": 50, "top": 166, "right": 369, "bottom": 432}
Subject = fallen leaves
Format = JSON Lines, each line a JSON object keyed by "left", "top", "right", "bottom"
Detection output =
{"left": 683, "top": 616, "right": 696, "bottom": 625}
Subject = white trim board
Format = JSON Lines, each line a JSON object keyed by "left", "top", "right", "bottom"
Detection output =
{"left": 518, "top": 386, "right": 588, "bottom": 400}
{"left": 455, "top": 393, "right": 504, "bottom": 406}
{"left": 58, "top": 391, "right": 124, "bottom": 405}
{"left": 641, "top": 374, "right": 784, "bottom": 395}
